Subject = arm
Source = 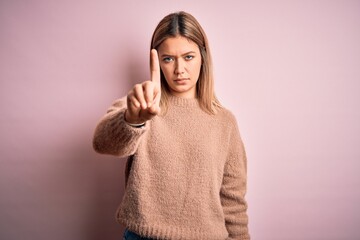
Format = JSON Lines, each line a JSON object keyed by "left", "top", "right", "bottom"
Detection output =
{"left": 92, "top": 97, "right": 147, "bottom": 157}
{"left": 93, "top": 50, "right": 161, "bottom": 157}
{"left": 221, "top": 117, "right": 250, "bottom": 240}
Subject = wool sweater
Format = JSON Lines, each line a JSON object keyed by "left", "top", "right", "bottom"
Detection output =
{"left": 93, "top": 95, "right": 250, "bottom": 240}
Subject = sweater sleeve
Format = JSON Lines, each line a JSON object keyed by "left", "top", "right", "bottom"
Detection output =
{"left": 92, "top": 97, "right": 147, "bottom": 157}
{"left": 221, "top": 115, "right": 250, "bottom": 240}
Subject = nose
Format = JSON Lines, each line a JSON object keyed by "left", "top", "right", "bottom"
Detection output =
{"left": 174, "top": 59, "right": 185, "bottom": 75}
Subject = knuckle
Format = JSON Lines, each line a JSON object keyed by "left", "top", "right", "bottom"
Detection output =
{"left": 129, "top": 95, "right": 136, "bottom": 102}
{"left": 143, "top": 80, "right": 152, "bottom": 88}
{"left": 133, "top": 88, "right": 143, "bottom": 98}
{"left": 127, "top": 91, "right": 134, "bottom": 99}
{"left": 134, "top": 84, "right": 142, "bottom": 90}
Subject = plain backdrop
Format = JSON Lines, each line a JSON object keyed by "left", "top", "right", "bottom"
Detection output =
{"left": 1, "top": 0, "right": 359, "bottom": 239}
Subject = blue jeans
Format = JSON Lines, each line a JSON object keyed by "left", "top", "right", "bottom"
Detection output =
{"left": 123, "top": 229, "right": 155, "bottom": 240}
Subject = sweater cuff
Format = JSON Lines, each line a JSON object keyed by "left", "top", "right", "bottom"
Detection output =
{"left": 118, "top": 110, "right": 147, "bottom": 133}
{"left": 125, "top": 120, "right": 146, "bottom": 128}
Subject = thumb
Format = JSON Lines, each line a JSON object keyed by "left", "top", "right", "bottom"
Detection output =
{"left": 148, "top": 104, "right": 161, "bottom": 115}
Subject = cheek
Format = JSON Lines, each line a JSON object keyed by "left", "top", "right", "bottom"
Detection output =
{"left": 161, "top": 63, "right": 174, "bottom": 73}
{"left": 160, "top": 65, "right": 173, "bottom": 81}
{"left": 189, "top": 61, "right": 202, "bottom": 75}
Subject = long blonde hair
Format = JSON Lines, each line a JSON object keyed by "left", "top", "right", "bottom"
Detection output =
{"left": 150, "top": 11, "right": 222, "bottom": 115}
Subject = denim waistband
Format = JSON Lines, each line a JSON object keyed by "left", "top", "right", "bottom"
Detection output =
{"left": 123, "top": 229, "right": 155, "bottom": 240}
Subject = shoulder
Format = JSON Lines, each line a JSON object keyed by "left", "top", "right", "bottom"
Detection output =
{"left": 215, "top": 105, "right": 239, "bottom": 127}
{"left": 214, "top": 106, "right": 245, "bottom": 142}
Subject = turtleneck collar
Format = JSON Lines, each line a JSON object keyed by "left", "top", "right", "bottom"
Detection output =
{"left": 167, "top": 94, "right": 199, "bottom": 107}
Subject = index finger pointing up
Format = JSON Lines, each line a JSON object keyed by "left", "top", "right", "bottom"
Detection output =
{"left": 150, "top": 49, "right": 161, "bottom": 85}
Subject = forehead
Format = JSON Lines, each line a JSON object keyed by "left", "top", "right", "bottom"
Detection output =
{"left": 158, "top": 36, "right": 199, "bottom": 54}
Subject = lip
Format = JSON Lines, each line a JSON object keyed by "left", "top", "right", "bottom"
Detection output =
{"left": 174, "top": 78, "right": 189, "bottom": 85}
{"left": 174, "top": 78, "right": 190, "bottom": 81}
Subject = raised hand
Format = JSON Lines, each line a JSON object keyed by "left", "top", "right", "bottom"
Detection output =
{"left": 125, "top": 49, "right": 162, "bottom": 124}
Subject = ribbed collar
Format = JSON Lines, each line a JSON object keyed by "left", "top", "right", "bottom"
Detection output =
{"left": 167, "top": 95, "right": 200, "bottom": 107}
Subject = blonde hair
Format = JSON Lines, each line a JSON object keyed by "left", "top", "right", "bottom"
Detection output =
{"left": 150, "top": 11, "right": 222, "bottom": 115}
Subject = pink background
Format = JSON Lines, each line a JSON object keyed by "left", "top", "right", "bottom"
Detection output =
{"left": 1, "top": 0, "right": 359, "bottom": 239}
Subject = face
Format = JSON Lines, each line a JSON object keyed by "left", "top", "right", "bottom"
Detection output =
{"left": 157, "top": 36, "right": 202, "bottom": 99}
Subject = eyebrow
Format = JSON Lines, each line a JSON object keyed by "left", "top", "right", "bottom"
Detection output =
{"left": 160, "top": 51, "right": 196, "bottom": 58}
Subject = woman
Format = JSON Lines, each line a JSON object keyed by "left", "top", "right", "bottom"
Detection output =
{"left": 93, "top": 11, "right": 250, "bottom": 240}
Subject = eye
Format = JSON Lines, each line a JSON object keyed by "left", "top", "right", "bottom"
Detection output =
{"left": 185, "top": 55, "right": 194, "bottom": 61}
{"left": 163, "top": 57, "right": 174, "bottom": 63}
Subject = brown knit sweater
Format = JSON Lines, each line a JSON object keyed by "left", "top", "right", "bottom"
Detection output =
{"left": 93, "top": 95, "right": 250, "bottom": 240}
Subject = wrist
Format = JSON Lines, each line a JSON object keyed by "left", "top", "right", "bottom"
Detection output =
{"left": 124, "top": 110, "right": 146, "bottom": 126}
